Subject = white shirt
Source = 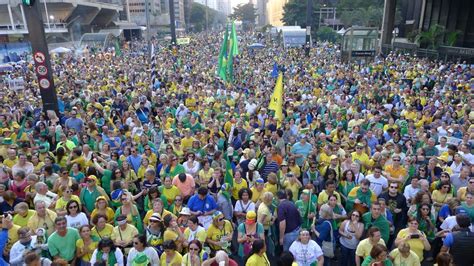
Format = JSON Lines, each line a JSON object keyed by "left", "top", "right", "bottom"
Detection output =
{"left": 459, "top": 151, "right": 474, "bottom": 165}
{"left": 11, "top": 162, "right": 34, "bottom": 176}
{"left": 440, "top": 215, "right": 458, "bottom": 230}
{"left": 435, "top": 144, "right": 448, "bottom": 154}
{"left": 126, "top": 247, "right": 160, "bottom": 266}
{"left": 234, "top": 200, "right": 255, "bottom": 213}
{"left": 34, "top": 191, "right": 57, "bottom": 208}
{"left": 9, "top": 236, "right": 42, "bottom": 265}
{"left": 365, "top": 174, "right": 388, "bottom": 196}
{"left": 289, "top": 240, "right": 323, "bottom": 266}
{"left": 403, "top": 185, "right": 420, "bottom": 204}
{"left": 66, "top": 212, "right": 89, "bottom": 229}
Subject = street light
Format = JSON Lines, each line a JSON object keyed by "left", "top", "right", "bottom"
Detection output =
{"left": 49, "top": 15, "right": 54, "bottom": 28}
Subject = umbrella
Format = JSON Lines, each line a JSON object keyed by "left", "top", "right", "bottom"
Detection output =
{"left": 0, "top": 64, "right": 14, "bottom": 73}
{"left": 248, "top": 43, "right": 265, "bottom": 49}
{"left": 50, "top": 47, "right": 72, "bottom": 54}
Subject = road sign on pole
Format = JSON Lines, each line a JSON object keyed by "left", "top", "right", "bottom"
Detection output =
{"left": 23, "top": 0, "right": 58, "bottom": 113}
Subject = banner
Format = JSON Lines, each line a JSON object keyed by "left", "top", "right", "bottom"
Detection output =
{"left": 176, "top": 38, "right": 191, "bottom": 45}
{"left": 8, "top": 78, "right": 25, "bottom": 91}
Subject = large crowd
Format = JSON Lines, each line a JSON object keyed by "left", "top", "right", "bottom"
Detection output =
{"left": 0, "top": 30, "right": 473, "bottom": 266}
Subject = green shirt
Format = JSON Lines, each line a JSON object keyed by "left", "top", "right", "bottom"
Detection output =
{"left": 101, "top": 169, "right": 112, "bottom": 195}
{"left": 361, "top": 256, "right": 393, "bottom": 266}
{"left": 362, "top": 212, "right": 390, "bottom": 244}
{"left": 48, "top": 228, "right": 80, "bottom": 261}
{"left": 295, "top": 199, "right": 317, "bottom": 229}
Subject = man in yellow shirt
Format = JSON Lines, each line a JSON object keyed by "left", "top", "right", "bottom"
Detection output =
{"left": 351, "top": 143, "right": 371, "bottom": 173}
{"left": 384, "top": 155, "right": 408, "bottom": 191}
{"left": 355, "top": 227, "right": 385, "bottom": 266}
{"left": 317, "top": 180, "right": 342, "bottom": 208}
{"left": 180, "top": 129, "right": 195, "bottom": 151}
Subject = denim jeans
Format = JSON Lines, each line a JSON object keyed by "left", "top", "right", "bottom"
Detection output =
{"left": 339, "top": 245, "right": 355, "bottom": 266}
{"left": 283, "top": 227, "right": 300, "bottom": 251}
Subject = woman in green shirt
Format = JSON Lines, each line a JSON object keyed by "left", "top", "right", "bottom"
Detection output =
{"left": 361, "top": 243, "right": 393, "bottom": 266}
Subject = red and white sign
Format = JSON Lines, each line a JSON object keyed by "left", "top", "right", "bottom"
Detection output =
{"left": 36, "top": 65, "right": 48, "bottom": 76}
{"left": 34, "top": 52, "right": 45, "bottom": 64}
{"left": 39, "top": 78, "right": 50, "bottom": 89}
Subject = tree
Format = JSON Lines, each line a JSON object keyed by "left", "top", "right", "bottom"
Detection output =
{"left": 190, "top": 3, "right": 224, "bottom": 32}
{"left": 415, "top": 24, "right": 445, "bottom": 49}
{"left": 282, "top": 0, "right": 318, "bottom": 28}
{"left": 316, "top": 26, "right": 339, "bottom": 42}
{"left": 231, "top": 3, "right": 257, "bottom": 26}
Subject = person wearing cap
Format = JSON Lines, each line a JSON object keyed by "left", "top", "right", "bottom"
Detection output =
{"left": 236, "top": 210, "right": 265, "bottom": 258}
{"left": 295, "top": 189, "right": 317, "bottom": 230}
{"left": 79, "top": 175, "right": 109, "bottom": 215}
{"left": 206, "top": 211, "right": 233, "bottom": 253}
{"left": 91, "top": 195, "right": 114, "bottom": 224}
{"left": 250, "top": 178, "right": 265, "bottom": 204}
{"left": 283, "top": 172, "right": 303, "bottom": 202}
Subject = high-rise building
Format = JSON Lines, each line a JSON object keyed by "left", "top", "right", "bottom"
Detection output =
{"left": 256, "top": 0, "right": 286, "bottom": 26}
{"left": 124, "top": 0, "right": 185, "bottom": 28}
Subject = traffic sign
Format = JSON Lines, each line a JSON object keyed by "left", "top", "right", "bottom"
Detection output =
{"left": 36, "top": 65, "right": 48, "bottom": 76}
{"left": 39, "top": 78, "right": 50, "bottom": 89}
{"left": 34, "top": 52, "right": 45, "bottom": 64}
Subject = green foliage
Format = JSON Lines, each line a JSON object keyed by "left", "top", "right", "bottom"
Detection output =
{"left": 445, "top": 30, "right": 461, "bottom": 46}
{"left": 339, "top": 6, "right": 383, "bottom": 27}
{"left": 190, "top": 3, "right": 225, "bottom": 32}
{"left": 231, "top": 3, "right": 257, "bottom": 24}
{"left": 415, "top": 24, "right": 446, "bottom": 49}
{"left": 316, "top": 26, "right": 339, "bottom": 42}
{"left": 282, "top": 0, "right": 320, "bottom": 28}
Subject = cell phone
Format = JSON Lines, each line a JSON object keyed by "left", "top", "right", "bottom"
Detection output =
{"left": 411, "top": 234, "right": 420, "bottom": 239}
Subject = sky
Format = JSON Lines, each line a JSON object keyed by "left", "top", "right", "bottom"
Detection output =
{"left": 230, "top": 0, "right": 252, "bottom": 10}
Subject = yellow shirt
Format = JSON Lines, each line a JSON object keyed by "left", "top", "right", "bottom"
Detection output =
{"left": 91, "top": 224, "right": 114, "bottom": 239}
{"left": 12, "top": 210, "right": 36, "bottom": 228}
{"left": 351, "top": 152, "right": 371, "bottom": 172}
{"left": 432, "top": 190, "right": 453, "bottom": 207}
{"left": 162, "top": 186, "right": 181, "bottom": 205}
{"left": 76, "top": 238, "right": 98, "bottom": 262}
{"left": 232, "top": 179, "right": 248, "bottom": 200}
{"left": 396, "top": 228, "right": 426, "bottom": 261}
{"left": 198, "top": 168, "right": 214, "bottom": 184}
{"left": 246, "top": 253, "right": 270, "bottom": 266}
{"left": 55, "top": 195, "right": 82, "bottom": 213}
{"left": 164, "top": 229, "right": 179, "bottom": 243}
{"left": 355, "top": 238, "right": 385, "bottom": 258}
{"left": 181, "top": 137, "right": 195, "bottom": 150}
{"left": 111, "top": 224, "right": 138, "bottom": 244}
{"left": 3, "top": 158, "right": 17, "bottom": 168}
{"left": 317, "top": 190, "right": 342, "bottom": 206}
{"left": 389, "top": 248, "right": 420, "bottom": 266}
{"left": 6, "top": 224, "right": 20, "bottom": 252}
{"left": 183, "top": 227, "right": 207, "bottom": 244}
{"left": 90, "top": 208, "right": 115, "bottom": 224}
{"left": 206, "top": 220, "right": 233, "bottom": 251}
{"left": 385, "top": 165, "right": 407, "bottom": 184}
{"left": 250, "top": 187, "right": 264, "bottom": 203}
{"left": 27, "top": 209, "right": 57, "bottom": 236}
{"left": 283, "top": 180, "right": 301, "bottom": 202}
{"left": 160, "top": 251, "right": 182, "bottom": 266}
{"left": 264, "top": 183, "right": 277, "bottom": 196}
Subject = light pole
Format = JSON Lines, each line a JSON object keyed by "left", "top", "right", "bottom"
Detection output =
{"left": 145, "top": 0, "right": 151, "bottom": 61}
{"left": 169, "top": 0, "right": 177, "bottom": 44}
{"left": 305, "top": 0, "right": 312, "bottom": 57}
{"left": 44, "top": 0, "right": 51, "bottom": 29}
{"left": 391, "top": 27, "right": 399, "bottom": 51}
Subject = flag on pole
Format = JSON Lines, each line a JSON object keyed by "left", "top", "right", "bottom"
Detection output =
{"left": 217, "top": 24, "right": 230, "bottom": 81}
{"left": 217, "top": 21, "right": 239, "bottom": 83}
{"left": 268, "top": 72, "right": 284, "bottom": 123}
{"left": 224, "top": 152, "right": 234, "bottom": 187}
{"left": 114, "top": 39, "right": 122, "bottom": 56}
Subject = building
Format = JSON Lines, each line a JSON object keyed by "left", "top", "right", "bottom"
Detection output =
{"left": 382, "top": 0, "right": 474, "bottom": 48}
{"left": 0, "top": 0, "right": 123, "bottom": 42}
{"left": 125, "top": 0, "right": 185, "bottom": 29}
{"left": 266, "top": 0, "right": 285, "bottom": 26}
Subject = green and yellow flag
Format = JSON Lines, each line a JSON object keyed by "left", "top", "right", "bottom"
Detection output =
{"left": 224, "top": 152, "right": 234, "bottom": 187}
{"left": 268, "top": 72, "right": 284, "bottom": 124}
{"left": 217, "top": 21, "right": 239, "bottom": 82}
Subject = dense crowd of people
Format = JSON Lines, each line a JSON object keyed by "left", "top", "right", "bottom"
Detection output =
{"left": 0, "top": 30, "right": 473, "bottom": 266}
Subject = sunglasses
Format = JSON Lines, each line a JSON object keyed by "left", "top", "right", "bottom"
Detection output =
{"left": 121, "top": 198, "right": 128, "bottom": 201}
{"left": 69, "top": 205, "right": 78, "bottom": 209}
{"left": 352, "top": 214, "right": 360, "bottom": 217}
{"left": 421, "top": 208, "right": 429, "bottom": 211}
{"left": 62, "top": 172, "right": 68, "bottom": 175}
{"left": 218, "top": 217, "right": 224, "bottom": 222}
{"left": 175, "top": 198, "right": 182, "bottom": 201}
{"left": 390, "top": 186, "right": 398, "bottom": 189}
{"left": 393, "top": 159, "right": 400, "bottom": 161}
{"left": 145, "top": 148, "right": 151, "bottom": 151}
{"left": 419, "top": 169, "right": 426, "bottom": 171}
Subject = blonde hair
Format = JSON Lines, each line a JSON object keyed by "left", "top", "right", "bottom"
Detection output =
{"left": 262, "top": 192, "right": 274, "bottom": 204}
{"left": 319, "top": 204, "right": 334, "bottom": 219}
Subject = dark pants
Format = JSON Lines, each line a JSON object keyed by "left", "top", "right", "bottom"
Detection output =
{"left": 339, "top": 245, "right": 355, "bottom": 266}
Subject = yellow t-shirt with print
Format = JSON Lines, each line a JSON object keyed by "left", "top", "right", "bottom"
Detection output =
{"left": 206, "top": 220, "right": 233, "bottom": 251}
{"left": 183, "top": 227, "right": 207, "bottom": 244}
{"left": 162, "top": 185, "right": 181, "bottom": 205}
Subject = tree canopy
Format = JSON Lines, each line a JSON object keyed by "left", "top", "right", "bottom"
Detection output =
{"left": 230, "top": 3, "right": 257, "bottom": 25}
